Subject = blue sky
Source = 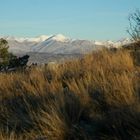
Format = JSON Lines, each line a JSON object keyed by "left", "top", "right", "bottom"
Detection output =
{"left": 0, "top": 0, "right": 139, "bottom": 40}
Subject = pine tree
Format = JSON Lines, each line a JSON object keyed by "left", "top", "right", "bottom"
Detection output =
{"left": 0, "top": 38, "right": 10, "bottom": 67}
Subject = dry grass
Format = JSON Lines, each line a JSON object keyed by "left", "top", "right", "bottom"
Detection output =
{"left": 0, "top": 48, "right": 140, "bottom": 140}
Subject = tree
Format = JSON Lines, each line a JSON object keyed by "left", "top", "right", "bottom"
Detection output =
{"left": 0, "top": 38, "right": 30, "bottom": 72}
{"left": 0, "top": 38, "right": 11, "bottom": 67}
{"left": 127, "top": 9, "right": 140, "bottom": 41}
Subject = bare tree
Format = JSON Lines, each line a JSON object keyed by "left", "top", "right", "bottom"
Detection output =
{"left": 127, "top": 9, "right": 140, "bottom": 41}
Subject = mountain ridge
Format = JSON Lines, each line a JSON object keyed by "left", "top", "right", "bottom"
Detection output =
{"left": 0, "top": 34, "right": 132, "bottom": 63}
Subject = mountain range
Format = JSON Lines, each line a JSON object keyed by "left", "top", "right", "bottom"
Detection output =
{"left": 1, "top": 34, "right": 131, "bottom": 64}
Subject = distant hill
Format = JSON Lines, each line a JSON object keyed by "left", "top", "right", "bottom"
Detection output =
{"left": 1, "top": 34, "right": 131, "bottom": 64}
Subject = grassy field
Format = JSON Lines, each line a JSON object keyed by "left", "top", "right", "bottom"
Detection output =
{"left": 0, "top": 48, "right": 140, "bottom": 140}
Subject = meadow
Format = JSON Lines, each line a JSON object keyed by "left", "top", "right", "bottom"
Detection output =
{"left": 0, "top": 47, "right": 140, "bottom": 140}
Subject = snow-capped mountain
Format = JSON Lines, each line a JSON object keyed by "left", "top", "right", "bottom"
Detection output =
{"left": 93, "top": 38, "right": 131, "bottom": 48}
{"left": 0, "top": 34, "right": 131, "bottom": 63}
{"left": 3, "top": 34, "right": 103, "bottom": 54}
{"left": 4, "top": 34, "right": 68, "bottom": 43}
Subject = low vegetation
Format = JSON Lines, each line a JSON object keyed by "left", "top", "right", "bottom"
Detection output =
{"left": 0, "top": 38, "right": 29, "bottom": 72}
{"left": 0, "top": 43, "right": 140, "bottom": 140}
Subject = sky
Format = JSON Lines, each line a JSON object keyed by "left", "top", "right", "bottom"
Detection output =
{"left": 0, "top": 0, "right": 140, "bottom": 40}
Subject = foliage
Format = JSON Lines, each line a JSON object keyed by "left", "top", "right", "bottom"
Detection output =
{"left": 0, "top": 38, "right": 10, "bottom": 66}
{"left": 0, "top": 38, "right": 29, "bottom": 71}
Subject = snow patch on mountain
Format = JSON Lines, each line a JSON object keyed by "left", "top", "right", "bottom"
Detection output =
{"left": 3, "top": 34, "right": 69, "bottom": 43}
{"left": 49, "top": 34, "right": 69, "bottom": 42}
{"left": 1, "top": 34, "right": 131, "bottom": 55}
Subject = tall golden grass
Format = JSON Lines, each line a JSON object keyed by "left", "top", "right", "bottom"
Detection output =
{"left": 0, "top": 49, "right": 140, "bottom": 140}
